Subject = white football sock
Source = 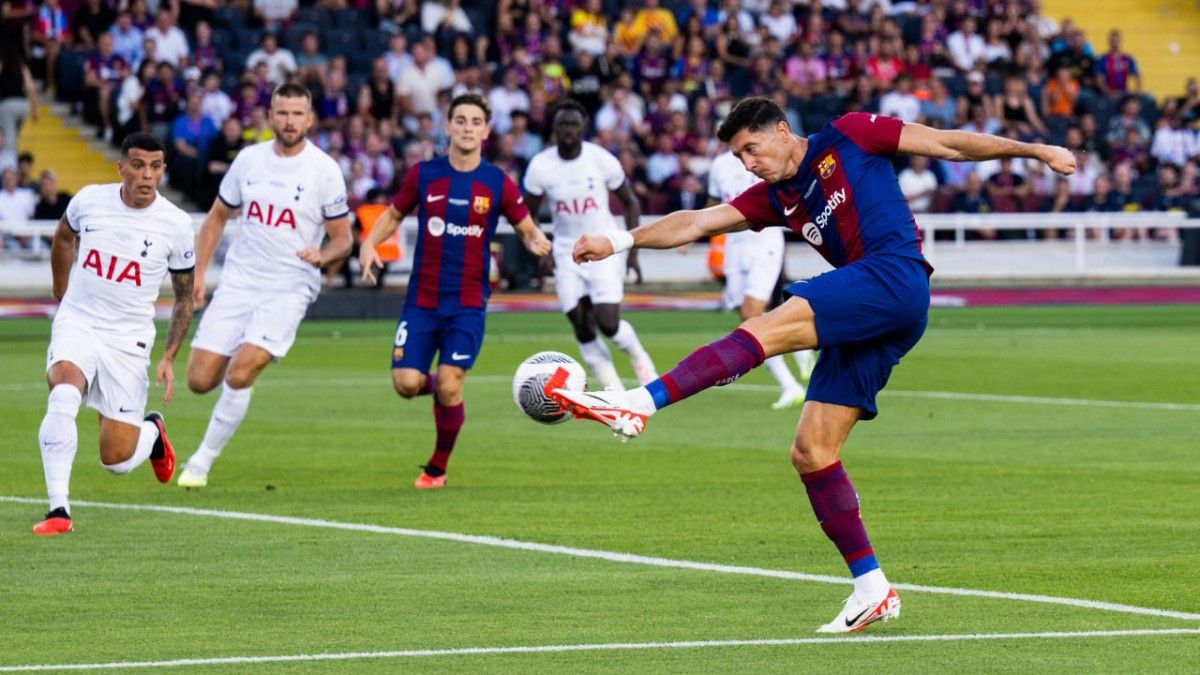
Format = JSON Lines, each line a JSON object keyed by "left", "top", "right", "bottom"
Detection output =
{"left": 853, "top": 568, "right": 891, "bottom": 598}
{"left": 610, "top": 320, "right": 647, "bottom": 358}
{"left": 40, "top": 385, "right": 81, "bottom": 513}
{"left": 764, "top": 355, "right": 801, "bottom": 391}
{"left": 578, "top": 338, "right": 623, "bottom": 390}
{"left": 187, "top": 382, "right": 253, "bottom": 475}
{"left": 102, "top": 420, "right": 158, "bottom": 474}
{"left": 794, "top": 349, "right": 816, "bottom": 381}
{"left": 628, "top": 386, "right": 657, "bottom": 413}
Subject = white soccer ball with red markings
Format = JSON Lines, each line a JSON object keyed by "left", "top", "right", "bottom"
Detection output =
{"left": 513, "top": 351, "right": 587, "bottom": 424}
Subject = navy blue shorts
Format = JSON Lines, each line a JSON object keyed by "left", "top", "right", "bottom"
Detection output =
{"left": 784, "top": 255, "right": 930, "bottom": 420}
{"left": 391, "top": 305, "right": 487, "bottom": 372}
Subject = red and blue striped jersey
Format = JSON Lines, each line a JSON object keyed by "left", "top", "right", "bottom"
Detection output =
{"left": 392, "top": 157, "right": 530, "bottom": 310}
{"left": 730, "top": 112, "right": 931, "bottom": 274}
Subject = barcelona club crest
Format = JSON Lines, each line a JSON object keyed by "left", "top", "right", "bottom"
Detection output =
{"left": 818, "top": 154, "right": 837, "bottom": 180}
{"left": 473, "top": 196, "right": 491, "bottom": 214}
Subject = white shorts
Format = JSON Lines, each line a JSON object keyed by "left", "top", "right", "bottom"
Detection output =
{"left": 47, "top": 321, "right": 149, "bottom": 426}
{"left": 553, "top": 246, "right": 627, "bottom": 313}
{"left": 723, "top": 235, "right": 785, "bottom": 310}
{"left": 191, "top": 285, "right": 311, "bottom": 358}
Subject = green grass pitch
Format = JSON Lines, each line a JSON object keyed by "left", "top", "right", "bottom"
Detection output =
{"left": 1, "top": 306, "right": 1198, "bottom": 672}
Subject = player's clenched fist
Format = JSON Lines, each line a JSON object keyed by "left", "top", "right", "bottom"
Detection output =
{"left": 573, "top": 233, "right": 615, "bottom": 263}
{"left": 1042, "top": 145, "right": 1077, "bottom": 175}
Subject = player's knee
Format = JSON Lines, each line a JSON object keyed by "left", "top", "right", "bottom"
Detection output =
{"left": 393, "top": 373, "right": 421, "bottom": 398}
{"left": 224, "top": 365, "right": 260, "bottom": 390}
{"left": 187, "top": 371, "right": 219, "bottom": 394}
{"left": 596, "top": 316, "right": 619, "bottom": 338}
{"left": 99, "top": 444, "right": 134, "bottom": 472}
{"left": 790, "top": 436, "right": 839, "bottom": 475}
{"left": 435, "top": 381, "right": 463, "bottom": 406}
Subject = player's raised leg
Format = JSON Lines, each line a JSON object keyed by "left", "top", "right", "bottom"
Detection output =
{"left": 35, "top": 363, "right": 86, "bottom": 535}
{"left": 739, "top": 294, "right": 805, "bottom": 410}
{"left": 178, "top": 345, "right": 270, "bottom": 488}
{"left": 549, "top": 296, "right": 817, "bottom": 438}
{"left": 790, "top": 401, "right": 899, "bottom": 633}
{"left": 97, "top": 411, "right": 172, "bottom": 481}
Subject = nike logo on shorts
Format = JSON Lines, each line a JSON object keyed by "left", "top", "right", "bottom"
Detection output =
{"left": 450, "top": 352, "right": 471, "bottom": 361}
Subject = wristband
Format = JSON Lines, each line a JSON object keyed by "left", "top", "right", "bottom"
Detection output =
{"left": 604, "top": 230, "right": 635, "bottom": 254}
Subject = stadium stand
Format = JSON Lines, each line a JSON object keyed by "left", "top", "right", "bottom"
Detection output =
{"left": 0, "top": 0, "right": 1197, "bottom": 260}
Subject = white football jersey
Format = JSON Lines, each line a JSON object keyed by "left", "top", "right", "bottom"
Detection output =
{"left": 707, "top": 151, "right": 782, "bottom": 251}
{"left": 217, "top": 140, "right": 349, "bottom": 297}
{"left": 524, "top": 141, "right": 625, "bottom": 252}
{"left": 57, "top": 184, "right": 195, "bottom": 353}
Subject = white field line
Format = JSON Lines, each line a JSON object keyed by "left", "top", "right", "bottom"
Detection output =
{"left": 2, "top": 375, "right": 1197, "bottom": 412}
{"left": 1, "top": 629, "right": 1198, "bottom": 672}
{"left": 2, "top": 496, "right": 1198, "bottom": 622}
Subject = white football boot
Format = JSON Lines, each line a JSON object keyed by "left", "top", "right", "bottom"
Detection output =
{"left": 816, "top": 587, "right": 901, "bottom": 633}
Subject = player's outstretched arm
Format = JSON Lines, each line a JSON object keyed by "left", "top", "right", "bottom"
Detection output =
{"left": 897, "top": 122, "right": 1076, "bottom": 174}
{"left": 359, "top": 205, "right": 403, "bottom": 284}
{"left": 157, "top": 269, "right": 195, "bottom": 406}
{"left": 49, "top": 217, "right": 77, "bottom": 301}
{"left": 193, "top": 199, "right": 236, "bottom": 307}
{"left": 514, "top": 215, "right": 552, "bottom": 257}
{"left": 572, "top": 203, "right": 750, "bottom": 263}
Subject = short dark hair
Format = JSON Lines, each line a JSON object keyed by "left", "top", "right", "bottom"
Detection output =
{"left": 121, "top": 132, "right": 166, "bottom": 157}
{"left": 717, "top": 97, "right": 788, "bottom": 144}
{"left": 447, "top": 93, "right": 491, "bottom": 122}
{"left": 550, "top": 98, "right": 588, "bottom": 124}
{"left": 272, "top": 82, "right": 312, "bottom": 104}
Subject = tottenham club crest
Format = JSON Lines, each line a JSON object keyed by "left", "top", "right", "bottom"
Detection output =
{"left": 818, "top": 154, "right": 837, "bottom": 180}
{"left": 473, "top": 196, "right": 491, "bottom": 215}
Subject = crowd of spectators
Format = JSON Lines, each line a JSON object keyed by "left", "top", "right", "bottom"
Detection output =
{"left": 0, "top": 0, "right": 1198, "bottom": 245}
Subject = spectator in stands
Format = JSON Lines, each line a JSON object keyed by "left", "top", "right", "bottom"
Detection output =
{"left": 31, "top": 0, "right": 68, "bottom": 89}
{"left": 1105, "top": 96, "right": 1151, "bottom": 149}
{"left": 645, "top": 134, "right": 680, "bottom": 189}
{"left": 0, "top": 166, "right": 35, "bottom": 250}
{"left": 919, "top": 77, "right": 957, "bottom": 129}
{"left": 317, "top": 66, "right": 351, "bottom": 131}
{"left": 760, "top": 1, "right": 795, "bottom": 43}
{"left": 357, "top": 57, "right": 397, "bottom": 127}
{"left": 1094, "top": 29, "right": 1140, "bottom": 97}
{"left": 866, "top": 38, "right": 903, "bottom": 88}
{"left": 253, "top": 0, "right": 298, "bottom": 32}
{"left": 347, "top": 158, "right": 376, "bottom": 209}
{"left": 83, "top": 32, "right": 126, "bottom": 141}
{"left": 246, "top": 32, "right": 297, "bottom": 87}
{"left": 144, "top": 8, "right": 189, "bottom": 68}
{"left": 108, "top": 12, "right": 143, "bottom": 68}
{"left": 960, "top": 103, "right": 1001, "bottom": 137}
{"left": 292, "top": 32, "right": 327, "bottom": 89}
{"left": 127, "top": 0, "right": 150, "bottom": 31}
{"left": 898, "top": 155, "right": 938, "bottom": 214}
{"left": 1084, "top": 174, "right": 1124, "bottom": 213}
{"left": 1041, "top": 65, "right": 1079, "bottom": 120}
{"left": 199, "top": 71, "right": 233, "bottom": 126}
{"left": 567, "top": 49, "right": 607, "bottom": 116}
{"left": 947, "top": 16, "right": 986, "bottom": 72}
{"left": 201, "top": 115, "right": 242, "bottom": 206}
{"left": 1150, "top": 110, "right": 1195, "bottom": 168}
{"left": 981, "top": 17, "right": 1013, "bottom": 70}
{"left": 879, "top": 73, "right": 920, "bottom": 123}
{"left": 1111, "top": 124, "right": 1153, "bottom": 174}
{"left": 985, "top": 157, "right": 1031, "bottom": 216}
{"left": 508, "top": 109, "right": 541, "bottom": 163}
{"left": 32, "top": 169, "right": 68, "bottom": 221}
{"left": 1048, "top": 27, "right": 1095, "bottom": 90}
{"left": 378, "top": 0, "right": 420, "bottom": 36}
{"left": 0, "top": 46, "right": 37, "bottom": 155}
{"left": 784, "top": 40, "right": 826, "bottom": 94}
{"left": 420, "top": 0, "right": 473, "bottom": 35}
{"left": 951, "top": 172, "right": 996, "bottom": 239}
{"left": 1041, "top": 176, "right": 1073, "bottom": 239}
{"left": 960, "top": 70, "right": 999, "bottom": 122}
{"left": 242, "top": 105, "right": 273, "bottom": 143}
{"left": 995, "top": 74, "right": 1046, "bottom": 140}
{"left": 192, "top": 21, "right": 221, "bottom": 75}
{"left": 632, "top": 0, "right": 678, "bottom": 45}
{"left": 72, "top": 0, "right": 114, "bottom": 51}
{"left": 1063, "top": 126, "right": 1102, "bottom": 199}
{"left": 114, "top": 59, "right": 154, "bottom": 144}
{"left": 397, "top": 36, "right": 454, "bottom": 120}
{"left": 142, "top": 61, "right": 181, "bottom": 144}
{"left": 569, "top": 0, "right": 607, "bottom": 56}
{"left": 667, "top": 173, "right": 706, "bottom": 212}
{"left": 487, "top": 67, "right": 529, "bottom": 135}
{"left": 170, "top": 89, "right": 216, "bottom": 197}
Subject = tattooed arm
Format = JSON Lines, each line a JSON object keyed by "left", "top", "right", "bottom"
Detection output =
{"left": 155, "top": 269, "right": 195, "bottom": 406}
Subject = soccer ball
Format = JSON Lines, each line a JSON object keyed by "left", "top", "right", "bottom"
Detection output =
{"left": 512, "top": 351, "right": 587, "bottom": 424}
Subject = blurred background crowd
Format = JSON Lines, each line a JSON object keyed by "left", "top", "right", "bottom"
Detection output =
{"left": 0, "top": 0, "right": 1198, "bottom": 243}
